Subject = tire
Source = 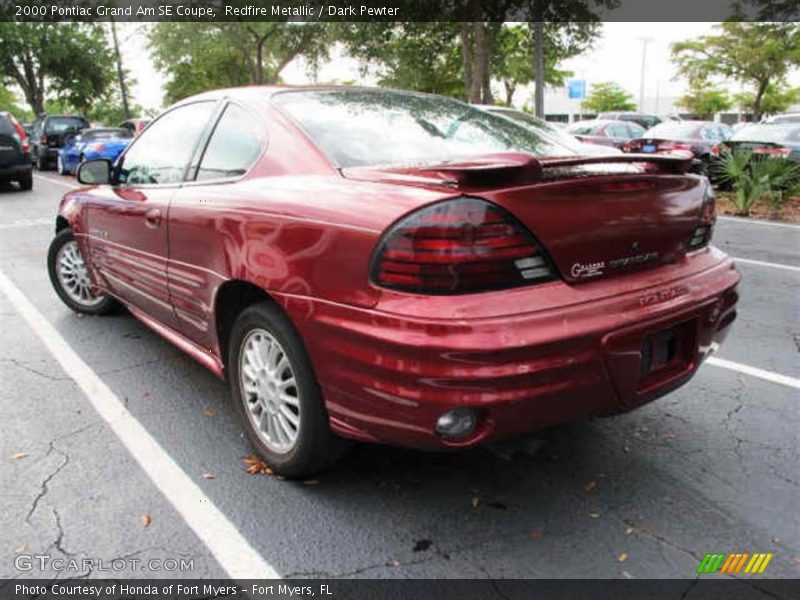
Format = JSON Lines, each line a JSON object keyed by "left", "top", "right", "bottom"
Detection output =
{"left": 57, "top": 154, "right": 68, "bottom": 175}
{"left": 36, "top": 151, "right": 50, "bottom": 171}
{"left": 17, "top": 171, "right": 32, "bottom": 191}
{"left": 228, "top": 302, "right": 348, "bottom": 478}
{"left": 47, "top": 228, "right": 116, "bottom": 315}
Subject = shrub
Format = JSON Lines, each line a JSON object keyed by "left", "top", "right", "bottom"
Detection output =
{"left": 715, "top": 150, "right": 800, "bottom": 216}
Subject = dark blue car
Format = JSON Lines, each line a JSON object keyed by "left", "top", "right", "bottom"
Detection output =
{"left": 57, "top": 128, "right": 134, "bottom": 175}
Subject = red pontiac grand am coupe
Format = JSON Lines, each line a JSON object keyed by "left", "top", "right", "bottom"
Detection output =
{"left": 47, "top": 87, "right": 740, "bottom": 477}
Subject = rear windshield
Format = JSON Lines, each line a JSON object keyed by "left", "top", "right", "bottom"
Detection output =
{"left": 82, "top": 129, "right": 133, "bottom": 141}
{"left": 274, "top": 90, "right": 575, "bottom": 168}
{"left": 46, "top": 117, "right": 89, "bottom": 134}
{"left": 731, "top": 124, "right": 799, "bottom": 143}
{"left": 644, "top": 122, "right": 703, "bottom": 140}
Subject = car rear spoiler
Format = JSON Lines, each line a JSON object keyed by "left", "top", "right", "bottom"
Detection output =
{"left": 341, "top": 152, "right": 695, "bottom": 189}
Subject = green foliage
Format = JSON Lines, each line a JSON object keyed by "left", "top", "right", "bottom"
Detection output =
{"left": 582, "top": 81, "right": 636, "bottom": 113}
{"left": 676, "top": 82, "right": 732, "bottom": 119}
{"left": 492, "top": 23, "right": 597, "bottom": 105}
{"left": 338, "top": 23, "right": 465, "bottom": 98}
{"left": 716, "top": 150, "right": 800, "bottom": 215}
{"left": 0, "top": 85, "right": 31, "bottom": 119}
{"left": 0, "top": 23, "right": 114, "bottom": 115}
{"left": 733, "top": 84, "right": 800, "bottom": 117}
{"left": 672, "top": 22, "right": 800, "bottom": 119}
{"left": 149, "top": 23, "right": 333, "bottom": 104}
{"left": 340, "top": 21, "right": 598, "bottom": 104}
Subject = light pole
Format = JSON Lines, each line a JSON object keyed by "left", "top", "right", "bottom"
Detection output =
{"left": 637, "top": 37, "right": 652, "bottom": 112}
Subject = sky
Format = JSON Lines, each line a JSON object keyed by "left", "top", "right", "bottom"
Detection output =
{"left": 121, "top": 22, "right": 799, "bottom": 115}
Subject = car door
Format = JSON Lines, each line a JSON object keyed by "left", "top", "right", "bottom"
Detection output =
{"left": 85, "top": 101, "right": 217, "bottom": 326}
{"left": 167, "top": 101, "right": 266, "bottom": 352}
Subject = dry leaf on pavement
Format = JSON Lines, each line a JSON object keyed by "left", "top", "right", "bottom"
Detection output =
{"left": 202, "top": 473, "right": 215, "bottom": 480}
{"left": 618, "top": 553, "right": 628, "bottom": 563}
{"left": 10, "top": 452, "right": 28, "bottom": 460}
{"left": 141, "top": 513, "right": 152, "bottom": 527}
{"left": 243, "top": 455, "right": 273, "bottom": 475}
{"left": 203, "top": 409, "right": 216, "bottom": 417}
{"left": 584, "top": 481, "right": 597, "bottom": 492}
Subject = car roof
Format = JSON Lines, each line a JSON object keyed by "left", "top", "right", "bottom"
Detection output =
{"left": 175, "top": 84, "right": 453, "bottom": 107}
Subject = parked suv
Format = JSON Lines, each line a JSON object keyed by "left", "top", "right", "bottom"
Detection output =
{"left": 31, "top": 114, "right": 89, "bottom": 170}
{"left": 0, "top": 111, "right": 33, "bottom": 190}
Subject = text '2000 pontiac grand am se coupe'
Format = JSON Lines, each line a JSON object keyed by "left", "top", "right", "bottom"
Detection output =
{"left": 47, "top": 87, "right": 740, "bottom": 478}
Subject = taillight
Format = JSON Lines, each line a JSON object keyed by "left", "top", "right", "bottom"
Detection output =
{"left": 662, "top": 142, "right": 692, "bottom": 152}
{"left": 752, "top": 146, "right": 791, "bottom": 157}
{"left": 9, "top": 116, "right": 28, "bottom": 152}
{"left": 371, "top": 197, "right": 555, "bottom": 294}
{"left": 688, "top": 181, "right": 715, "bottom": 251}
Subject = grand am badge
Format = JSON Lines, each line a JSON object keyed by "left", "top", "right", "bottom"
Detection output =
{"left": 571, "top": 261, "right": 605, "bottom": 279}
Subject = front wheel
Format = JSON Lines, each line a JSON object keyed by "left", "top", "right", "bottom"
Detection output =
{"left": 47, "top": 229, "right": 116, "bottom": 315}
{"left": 228, "top": 302, "right": 348, "bottom": 478}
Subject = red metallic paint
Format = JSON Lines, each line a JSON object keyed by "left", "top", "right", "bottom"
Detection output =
{"left": 55, "top": 86, "right": 740, "bottom": 450}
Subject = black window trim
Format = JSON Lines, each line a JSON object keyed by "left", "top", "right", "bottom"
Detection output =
{"left": 112, "top": 99, "right": 220, "bottom": 190}
{"left": 183, "top": 99, "right": 267, "bottom": 186}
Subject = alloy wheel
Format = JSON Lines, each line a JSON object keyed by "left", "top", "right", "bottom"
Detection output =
{"left": 55, "top": 240, "right": 104, "bottom": 307}
{"left": 239, "top": 328, "right": 301, "bottom": 454}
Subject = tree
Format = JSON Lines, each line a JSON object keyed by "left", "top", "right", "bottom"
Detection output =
{"left": 676, "top": 82, "right": 732, "bottom": 119}
{"left": 733, "top": 84, "right": 800, "bottom": 117}
{"left": 339, "top": 23, "right": 466, "bottom": 98}
{"left": 672, "top": 22, "right": 800, "bottom": 120}
{"left": 149, "top": 23, "right": 333, "bottom": 104}
{"left": 582, "top": 82, "right": 636, "bottom": 113}
{"left": 0, "top": 85, "right": 30, "bottom": 119}
{"left": 0, "top": 23, "right": 113, "bottom": 115}
{"left": 340, "top": 20, "right": 599, "bottom": 106}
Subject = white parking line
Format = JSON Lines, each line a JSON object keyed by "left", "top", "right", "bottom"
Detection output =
{"left": 707, "top": 357, "right": 800, "bottom": 390}
{"left": 0, "top": 218, "right": 52, "bottom": 230}
{"left": 33, "top": 174, "right": 78, "bottom": 189}
{"left": 732, "top": 257, "right": 800, "bottom": 273}
{"left": 718, "top": 216, "right": 800, "bottom": 230}
{"left": 0, "top": 270, "right": 279, "bottom": 579}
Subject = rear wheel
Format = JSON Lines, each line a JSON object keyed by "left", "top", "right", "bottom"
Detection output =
{"left": 36, "top": 151, "right": 49, "bottom": 171}
{"left": 47, "top": 229, "right": 116, "bottom": 315}
{"left": 17, "top": 171, "right": 32, "bottom": 191}
{"left": 228, "top": 302, "right": 348, "bottom": 478}
{"left": 57, "top": 154, "right": 68, "bottom": 175}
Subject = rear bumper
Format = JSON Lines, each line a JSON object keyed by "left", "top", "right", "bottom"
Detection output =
{"left": 0, "top": 161, "right": 32, "bottom": 180}
{"left": 277, "top": 247, "right": 740, "bottom": 450}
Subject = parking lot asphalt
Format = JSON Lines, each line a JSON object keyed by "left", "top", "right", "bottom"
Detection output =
{"left": 0, "top": 173, "right": 798, "bottom": 585}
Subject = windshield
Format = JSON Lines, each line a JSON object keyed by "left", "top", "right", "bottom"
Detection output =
{"left": 274, "top": 90, "right": 576, "bottom": 168}
{"left": 643, "top": 122, "right": 703, "bottom": 140}
{"left": 46, "top": 117, "right": 89, "bottom": 134}
{"left": 732, "top": 124, "right": 799, "bottom": 144}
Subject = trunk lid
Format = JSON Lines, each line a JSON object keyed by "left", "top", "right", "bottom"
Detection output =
{"left": 344, "top": 153, "right": 706, "bottom": 284}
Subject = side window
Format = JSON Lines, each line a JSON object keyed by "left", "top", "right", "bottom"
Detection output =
{"left": 627, "top": 124, "right": 645, "bottom": 138}
{"left": 701, "top": 126, "right": 720, "bottom": 142}
{"left": 196, "top": 104, "right": 263, "bottom": 181}
{"left": 118, "top": 102, "right": 215, "bottom": 186}
{"left": 606, "top": 124, "right": 628, "bottom": 138}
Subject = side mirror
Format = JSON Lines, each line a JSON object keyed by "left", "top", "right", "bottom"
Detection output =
{"left": 77, "top": 159, "right": 112, "bottom": 185}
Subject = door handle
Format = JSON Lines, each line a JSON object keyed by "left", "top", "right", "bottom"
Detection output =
{"left": 145, "top": 208, "right": 162, "bottom": 228}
